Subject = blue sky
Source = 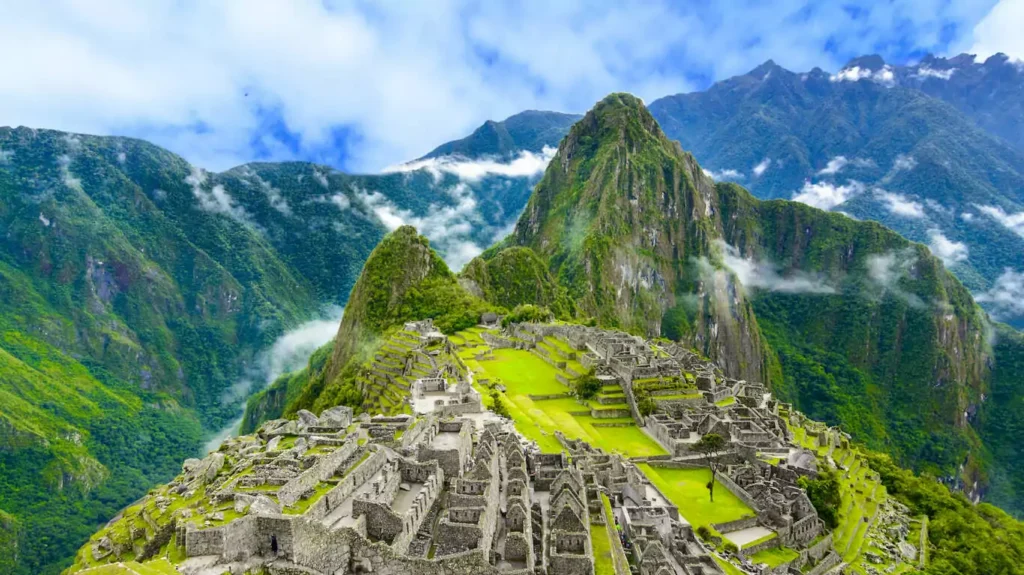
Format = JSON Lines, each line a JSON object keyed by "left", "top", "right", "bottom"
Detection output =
{"left": 0, "top": 0, "right": 1019, "bottom": 173}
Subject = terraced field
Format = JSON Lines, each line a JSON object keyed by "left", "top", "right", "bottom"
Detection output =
{"left": 453, "top": 330, "right": 666, "bottom": 456}
{"left": 637, "top": 465, "right": 755, "bottom": 528}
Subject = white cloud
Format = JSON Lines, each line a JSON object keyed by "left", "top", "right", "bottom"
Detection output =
{"left": 915, "top": 66, "right": 955, "bottom": 79}
{"left": 117, "top": 151, "right": 127, "bottom": 164}
{"left": 185, "top": 166, "right": 252, "bottom": 223}
{"left": 752, "top": 158, "right": 771, "bottom": 177}
{"left": 817, "top": 155, "right": 874, "bottom": 175}
{"left": 0, "top": 1, "right": 997, "bottom": 173}
{"left": 313, "top": 169, "right": 329, "bottom": 189}
{"left": 259, "top": 178, "right": 292, "bottom": 216}
{"left": 892, "top": 154, "right": 917, "bottom": 172}
{"left": 876, "top": 190, "right": 925, "bottom": 218}
{"left": 58, "top": 153, "right": 83, "bottom": 192}
{"left": 357, "top": 182, "right": 485, "bottom": 270}
{"left": 262, "top": 306, "right": 343, "bottom": 386}
{"left": 830, "top": 64, "right": 895, "bottom": 86}
{"left": 385, "top": 146, "right": 556, "bottom": 181}
{"left": 0, "top": 148, "right": 14, "bottom": 164}
{"left": 329, "top": 193, "right": 350, "bottom": 211}
{"left": 866, "top": 249, "right": 926, "bottom": 307}
{"left": 927, "top": 229, "right": 968, "bottom": 266}
{"left": 977, "top": 204, "right": 1024, "bottom": 237}
{"left": 977, "top": 269, "right": 1024, "bottom": 320}
{"left": 791, "top": 180, "right": 864, "bottom": 211}
{"left": 703, "top": 167, "right": 743, "bottom": 181}
{"left": 717, "top": 240, "right": 835, "bottom": 294}
{"left": 969, "top": 0, "right": 1024, "bottom": 62}
{"left": 961, "top": 212, "right": 975, "bottom": 222}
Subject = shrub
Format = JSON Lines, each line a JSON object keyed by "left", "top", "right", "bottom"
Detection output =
{"left": 574, "top": 370, "right": 602, "bottom": 400}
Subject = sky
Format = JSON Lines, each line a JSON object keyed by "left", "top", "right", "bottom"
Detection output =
{"left": 0, "top": 0, "right": 1020, "bottom": 174}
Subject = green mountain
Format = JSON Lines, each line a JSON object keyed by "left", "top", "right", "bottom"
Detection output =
{"left": 242, "top": 226, "right": 493, "bottom": 429}
{"left": 0, "top": 127, "right": 323, "bottom": 575}
{"left": 483, "top": 94, "right": 1017, "bottom": 512}
{"left": 647, "top": 58, "right": 1024, "bottom": 326}
{"left": 421, "top": 110, "right": 581, "bottom": 160}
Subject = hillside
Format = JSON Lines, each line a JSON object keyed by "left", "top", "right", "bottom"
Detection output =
{"left": 498, "top": 93, "right": 1014, "bottom": 510}
{"left": 242, "top": 226, "right": 494, "bottom": 430}
{"left": 647, "top": 56, "right": 1024, "bottom": 325}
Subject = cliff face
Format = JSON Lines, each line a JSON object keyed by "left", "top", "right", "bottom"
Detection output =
{"left": 504, "top": 93, "right": 991, "bottom": 487}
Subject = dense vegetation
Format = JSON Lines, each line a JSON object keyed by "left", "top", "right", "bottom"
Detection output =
{"left": 648, "top": 56, "right": 1024, "bottom": 319}
{"left": 798, "top": 470, "right": 842, "bottom": 529}
{"left": 867, "top": 451, "right": 1024, "bottom": 574}
{"left": 261, "top": 227, "right": 495, "bottom": 422}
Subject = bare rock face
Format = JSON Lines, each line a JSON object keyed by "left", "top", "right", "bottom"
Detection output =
{"left": 297, "top": 409, "right": 319, "bottom": 428}
{"left": 249, "top": 495, "right": 281, "bottom": 516}
{"left": 234, "top": 494, "right": 254, "bottom": 514}
{"left": 320, "top": 405, "right": 353, "bottom": 428}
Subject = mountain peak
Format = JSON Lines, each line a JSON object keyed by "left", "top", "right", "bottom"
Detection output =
{"left": 842, "top": 54, "right": 886, "bottom": 71}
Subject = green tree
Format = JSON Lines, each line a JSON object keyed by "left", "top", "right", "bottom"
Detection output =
{"left": 636, "top": 392, "right": 657, "bottom": 417}
{"left": 692, "top": 433, "right": 728, "bottom": 502}
{"left": 573, "top": 370, "right": 602, "bottom": 400}
{"left": 798, "top": 470, "right": 841, "bottom": 528}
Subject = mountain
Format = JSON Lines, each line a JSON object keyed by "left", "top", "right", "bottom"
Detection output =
{"left": 888, "top": 53, "right": 1024, "bottom": 154}
{"left": 476, "top": 94, "right": 1022, "bottom": 512}
{"left": 647, "top": 55, "right": 1024, "bottom": 326}
{"left": 242, "top": 226, "right": 493, "bottom": 429}
{"left": 0, "top": 123, "right": 550, "bottom": 574}
{"left": 421, "top": 110, "right": 582, "bottom": 160}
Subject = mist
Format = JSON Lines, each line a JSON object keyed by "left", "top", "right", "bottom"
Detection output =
{"left": 204, "top": 306, "right": 344, "bottom": 453}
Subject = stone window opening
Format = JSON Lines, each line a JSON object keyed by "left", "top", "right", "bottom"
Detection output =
{"left": 271, "top": 535, "right": 279, "bottom": 555}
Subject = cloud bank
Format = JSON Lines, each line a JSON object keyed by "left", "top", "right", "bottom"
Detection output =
{"left": 977, "top": 269, "right": 1024, "bottom": 320}
{"left": 385, "top": 146, "right": 557, "bottom": 181}
{"left": 977, "top": 204, "right": 1024, "bottom": 237}
{"left": 927, "top": 229, "right": 968, "bottom": 266}
{"left": 876, "top": 190, "right": 925, "bottom": 218}
{"left": 0, "top": 1, "right": 1009, "bottom": 174}
{"left": 791, "top": 180, "right": 864, "bottom": 210}
{"left": 717, "top": 241, "right": 835, "bottom": 294}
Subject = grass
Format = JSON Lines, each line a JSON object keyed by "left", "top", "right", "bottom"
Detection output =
{"left": 748, "top": 546, "right": 799, "bottom": 567}
{"left": 715, "top": 396, "right": 736, "bottom": 407}
{"left": 591, "top": 523, "right": 616, "bottom": 575}
{"left": 714, "top": 556, "right": 746, "bottom": 575}
{"left": 473, "top": 349, "right": 667, "bottom": 456}
{"left": 478, "top": 349, "right": 567, "bottom": 395}
{"left": 638, "top": 465, "right": 754, "bottom": 527}
{"left": 76, "top": 559, "right": 180, "bottom": 574}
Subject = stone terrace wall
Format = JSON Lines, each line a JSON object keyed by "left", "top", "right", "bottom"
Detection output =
{"left": 738, "top": 533, "right": 781, "bottom": 558}
{"left": 304, "top": 448, "right": 388, "bottom": 523}
{"left": 716, "top": 471, "right": 762, "bottom": 513}
{"left": 279, "top": 436, "right": 359, "bottom": 506}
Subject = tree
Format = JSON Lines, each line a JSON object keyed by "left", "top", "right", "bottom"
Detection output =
{"left": 490, "top": 390, "right": 510, "bottom": 419}
{"left": 799, "top": 470, "right": 841, "bottom": 528}
{"left": 574, "top": 370, "right": 602, "bottom": 400}
{"left": 636, "top": 392, "right": 656, "bottom": 417}
{"left": 692, "top": 433, "right": 728, "bottom": 502}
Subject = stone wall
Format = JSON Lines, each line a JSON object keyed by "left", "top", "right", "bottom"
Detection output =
{"left": 712, "top": 516, "right": 759, "bottom": 534}
{"left": 738, "top": 532, "right": 781, "bottom": 558}
{"left": 279, "top": 436, "right": 359, "bottom": 506}
{"left": 715, "top": 470, "right": 762, "bottom": 513}
{"left": 184, "top": 524, "right": 226, "bottom": 557}
{"left": 305, "top": 448, "right": 388, "bottom": 523}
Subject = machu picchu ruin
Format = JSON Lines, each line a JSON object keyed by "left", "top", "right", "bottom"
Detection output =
{"left": 67, "top": 319, "right": 926, "bottom": 575}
